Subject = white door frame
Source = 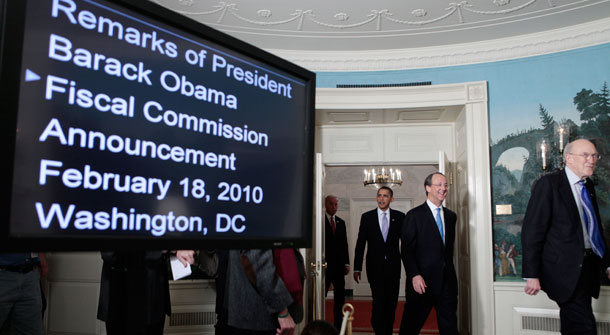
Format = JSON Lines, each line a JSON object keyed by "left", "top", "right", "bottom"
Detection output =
{"left": 315, "top": 82, "right": 494, "bottom": 335}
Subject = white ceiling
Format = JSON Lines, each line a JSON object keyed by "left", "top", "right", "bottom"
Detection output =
{"left": 152, "top": 0, "right": 610, "bottom": 51}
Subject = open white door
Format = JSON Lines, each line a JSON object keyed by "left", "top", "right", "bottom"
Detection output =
{"left": 439, "top": 149, "right": 472, "bottom": 334}
{"left": 311, "top": 153, "right": 326, "bottom": 320}
{"left": 439, "top": 151, "right": 450, "bottom": 206}
{"left": 438, "top": 151, "right": 447, "bottom": 174}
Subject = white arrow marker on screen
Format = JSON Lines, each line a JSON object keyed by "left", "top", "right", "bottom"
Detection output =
{"left": 25, "top": 69, "right": 40, "bottom": 82}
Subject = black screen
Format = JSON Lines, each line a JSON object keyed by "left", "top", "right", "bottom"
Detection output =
{"left": 1, "top": 0, "right": 315, "bottom": 250}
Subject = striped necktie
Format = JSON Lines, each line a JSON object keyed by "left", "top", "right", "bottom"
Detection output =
{"left": 578, "top": 180, "right": 605, "bottom": 257}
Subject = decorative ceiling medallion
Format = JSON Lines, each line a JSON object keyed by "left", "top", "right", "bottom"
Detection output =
{"left": 411, "top": 9, "right": 427, "bottom": 17}
{"left": 257, "top": 9, "right": 272, "bottom": 18}
{"left": 158, "top": 0, "right": 549, "bottom": 31}
{"left": 334, "top": 13, "right": 350, "bottom": 21}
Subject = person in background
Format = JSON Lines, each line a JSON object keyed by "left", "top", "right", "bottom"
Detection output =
{"left": 324, "top": 195, "right": 350, "bottom": 330}
{"left": 214, "top": 249, "right": 230, "bottom": 335}
{"left": 353, "top": 186, "right": 405, "bottom": 335}
{"left": 0, "top": 252, "right": 44, "bottom": 335}
{"left": 522, "top": 139, "right": 610, "bottom": 334}
{"left": 224, "top": 249, "right": 296, "bottom": 335}
{"left": 97, "top": 250, "right": 194, "bottom": 335}
{"left": 400, "top": 172, "right": 458, "bottom": 335}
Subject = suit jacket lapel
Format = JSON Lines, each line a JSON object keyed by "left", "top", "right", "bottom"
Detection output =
{"left": 372, "top": 210, "right": 384, "bottom": 242}
{"left": 424, "top": 204, "right": 444, "bottom": 247}
{"left": 442, "top": 207, "right": 454, "bottom": 248}
{"left": 558, "top": 171, "right": 584, "bottom": 243}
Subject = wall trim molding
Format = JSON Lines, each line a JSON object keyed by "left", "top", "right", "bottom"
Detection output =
{"left": 271, "top": 17, "right": 610, "bottom": 72}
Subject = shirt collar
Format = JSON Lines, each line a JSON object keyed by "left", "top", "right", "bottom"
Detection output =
{"left": 377, "top": 208, "right": 390, "bottom": 216}
{"left": 565, "top": 166, "right": 583, "bottom": 185}
{"left": 426, "top": 199, "right": 442, "bottom": 212}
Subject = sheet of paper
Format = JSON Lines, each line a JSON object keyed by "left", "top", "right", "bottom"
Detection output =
{"left": 170, "top": 255, "right": 192, "bottom": 280}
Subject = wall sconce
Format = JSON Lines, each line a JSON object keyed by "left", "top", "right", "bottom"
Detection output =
{"left": 539, "top": 123, "right": 569, "bottom": 172}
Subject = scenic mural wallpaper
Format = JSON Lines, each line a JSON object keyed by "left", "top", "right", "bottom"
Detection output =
{"left": 492, "top": 82, "right": 610, "bottom": 281}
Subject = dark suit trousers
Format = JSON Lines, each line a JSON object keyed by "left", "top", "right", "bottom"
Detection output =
{"left": 369, "top": 261, "right": 400, "bottom": 335}
{"left": 557, "top": 255, "right": 598, "bottom": 335}
{"left": 400, "top": 274, "right": 457, "bottom": 335}
{"left": 325, "top": 271, "right": 346, "bottom": 329}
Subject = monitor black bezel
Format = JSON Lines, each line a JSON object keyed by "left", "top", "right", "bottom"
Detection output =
{"left": 0, "top": 0, "right": 315, "bottom": 251}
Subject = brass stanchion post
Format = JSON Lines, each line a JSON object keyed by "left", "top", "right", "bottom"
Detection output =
{"left": 339, "top": 303, "right": 354, "bottom": 335}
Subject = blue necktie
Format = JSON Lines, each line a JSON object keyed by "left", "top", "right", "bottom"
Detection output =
{"left": 435, "top": 207, "right": 444, "bottom": 244}
{"left": 381, "top": 212, "right": 388, "bottom": 242}
{"left": 579, "top": 180, "right": 605, "bottom": 258}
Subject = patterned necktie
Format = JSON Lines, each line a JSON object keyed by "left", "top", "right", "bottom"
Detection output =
{"left": 578, "top": 180, "right": 605, "bottom": 257}
{"left": 381, "top": 212, "right": 388, "bottom": 242}
{"left": 436, "top": 207, "right": 445, "bottom": 244}
{"left": 330, "top": 216, "right": 336, "bottom": 235}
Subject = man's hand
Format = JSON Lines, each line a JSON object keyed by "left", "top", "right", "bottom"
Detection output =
{"left": 353, "top": 271, "right": 361, "bottom": 283}
{"left": 524, "top": 278, "right": 541, "bottom": 295}
{"left": 344, "top": 265, "right": 350, "bottom": 276}
{"left": 176, "top": 250, "right": 195, "bottom": 267}
{"left": 276, "top": 309, "right": 295, "bottom": 335}
{"left": 412, "top": 275, "right": 426, "bottom": 294}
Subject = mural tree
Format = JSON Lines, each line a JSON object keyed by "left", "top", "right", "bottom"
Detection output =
{"left": 574, "top": 81, "right": 610, "bottom": 216}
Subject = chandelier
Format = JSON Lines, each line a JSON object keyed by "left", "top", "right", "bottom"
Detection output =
{"left": 363, "top": 167, "right": 403, "bottom": 189}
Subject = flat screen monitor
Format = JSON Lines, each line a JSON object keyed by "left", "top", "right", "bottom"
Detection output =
{"left": 1, "top": 0, "right": 315, "bottom": 250}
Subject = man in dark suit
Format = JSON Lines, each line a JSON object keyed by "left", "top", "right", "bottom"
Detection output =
{"left": 353, "top": 186, "right": 405, "bottom": 335}
{"left": 522, "top": 139, "right": 610, "bottom": 334}
{"left": 324, "top": 195, "right": 350, "bottom": 330}
{"left": 400, "top": 172, "right": 458, "bottom": 335}
{"left": 97, "top": 250, "right": 194, "bottom": 335}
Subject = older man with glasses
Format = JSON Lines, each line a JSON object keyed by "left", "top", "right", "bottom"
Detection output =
{"left": 522, "top": 138, "right": 610, "bottom": 335}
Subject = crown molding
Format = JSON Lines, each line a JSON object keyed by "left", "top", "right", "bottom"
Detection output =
{"left": 268, "top": 17, "right": 610, "bottom": 72}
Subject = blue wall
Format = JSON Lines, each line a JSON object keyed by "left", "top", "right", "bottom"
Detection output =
{"left": 316, "top": 43, "right": 610, "bottom": 143}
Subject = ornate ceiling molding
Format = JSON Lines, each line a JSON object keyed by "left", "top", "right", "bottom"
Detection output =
{"left": 154, "top": 0, "right": 555, "bottom": 31}
{"left": 268, "top": 17, "right": 610, "bottom": 72}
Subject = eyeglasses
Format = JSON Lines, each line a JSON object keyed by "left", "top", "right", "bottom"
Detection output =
{"left": 568, "top": 152, "right": 601, "bottom": 161}
{"left": 431, "top": 183, "right": 449, "bottom": 189}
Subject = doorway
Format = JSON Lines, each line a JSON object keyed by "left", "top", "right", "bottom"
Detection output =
{"left": 313, "top": 82, "right": 494, "bottom": 334}
{"left": 323, "top": 164, "right": 435, "bottom": 297}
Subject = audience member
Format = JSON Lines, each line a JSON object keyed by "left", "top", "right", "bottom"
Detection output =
{"left": 0, "top": 252, "right": 44, "bottom": 334}
{"left": 222, "top": 249, "right": 296, "bottom": 335}
{"left": 97, "top": 250, "right": 194, "bottom": 335}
